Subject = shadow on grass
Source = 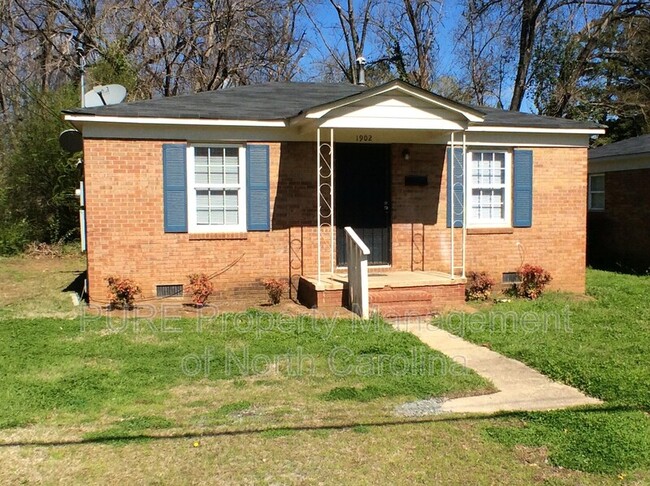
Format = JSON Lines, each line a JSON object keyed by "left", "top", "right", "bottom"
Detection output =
{"left": 0, "top": 403, "right": 643, "bottom": 448}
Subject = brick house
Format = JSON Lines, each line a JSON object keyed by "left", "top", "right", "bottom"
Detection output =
{"left": 587, "top": 134, "right": 650, "bottom": 273}
{"left": 64, "top": 80, "right": 604, "bottom": 315}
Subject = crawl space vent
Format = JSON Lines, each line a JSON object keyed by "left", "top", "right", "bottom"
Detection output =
{"left": 156, "top": 284, "right": 183, "bottom": 298}
{"left": 502, "top": 272, "right": 521, "bottom": 284}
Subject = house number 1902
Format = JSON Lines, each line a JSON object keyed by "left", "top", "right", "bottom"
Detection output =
{"left": 355, "top": 134, "right": 373, "bottom": 142}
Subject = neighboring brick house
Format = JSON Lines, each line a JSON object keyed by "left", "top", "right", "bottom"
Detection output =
{"left": 587, "top": 134, "right": 650, "bottom": 273}
{"left": 63, "top": 80, "right": 604, "bottom": 314}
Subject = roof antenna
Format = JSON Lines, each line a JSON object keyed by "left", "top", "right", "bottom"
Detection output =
{"left": 356, "top": 56, "right": 367, "bottom": 86}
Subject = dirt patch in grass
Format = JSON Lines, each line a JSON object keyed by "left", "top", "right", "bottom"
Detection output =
{"left": 0, "top": 252, "right": 86, "bottom": 319}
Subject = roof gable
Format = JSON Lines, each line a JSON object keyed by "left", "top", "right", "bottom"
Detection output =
{"left": 301, "top": 80, "right": 484, "bottom": 124}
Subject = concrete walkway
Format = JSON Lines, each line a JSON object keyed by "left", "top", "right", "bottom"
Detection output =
{"left": 391, "top": 319, "right": 602, "bottom": 414}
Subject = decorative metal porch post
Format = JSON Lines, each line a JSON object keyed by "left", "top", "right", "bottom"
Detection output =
{"left": 316, "top": 128, "right": 335, "bottom": 281}
{"left": 449, "top": 131, "right": 468, "bottom": 280}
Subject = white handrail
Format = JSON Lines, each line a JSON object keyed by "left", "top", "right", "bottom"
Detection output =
{"left": 344, "top": 227, "right": 370, "bottom": 319}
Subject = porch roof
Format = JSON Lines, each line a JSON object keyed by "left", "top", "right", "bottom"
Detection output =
{"left": 64, "top": 80, "right": 605, "bottom": 132}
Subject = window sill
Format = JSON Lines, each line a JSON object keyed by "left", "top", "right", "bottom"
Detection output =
{"left": 467, "top": 228, "right": 514, "bottom": 235}
{"left": 189, "top": 232, "right": 248, "bottom": 240}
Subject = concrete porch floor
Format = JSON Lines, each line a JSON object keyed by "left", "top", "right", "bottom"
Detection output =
{"left": 301, "top": 270, "right": 466, "bottom": 291}
{"left": 297, "top": 271, "right": 467, "bottom": 315}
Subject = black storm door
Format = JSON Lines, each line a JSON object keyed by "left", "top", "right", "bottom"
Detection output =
{"left": 335, "top": 143, "right": 391, "bottom": 266}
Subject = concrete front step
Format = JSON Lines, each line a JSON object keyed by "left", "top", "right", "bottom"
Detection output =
{"left": 369, "top": 289, "right": 433, "bottom": 304}
{"left": 371, "top": 302, "right": 437, "bottom": 318}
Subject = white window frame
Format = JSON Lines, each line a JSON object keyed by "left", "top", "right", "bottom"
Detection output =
{"left": 187, "top": 144, "right": 247, "bottom": 233}
{"left": 466, "top": 149, "right": 512, "bottom": 228}
{"left": 588, "top": 173, "right": 605, "bottom": 211}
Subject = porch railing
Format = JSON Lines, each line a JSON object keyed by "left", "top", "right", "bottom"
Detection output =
{"left": 344, "top": 226, "right": 370, "bottom": 319}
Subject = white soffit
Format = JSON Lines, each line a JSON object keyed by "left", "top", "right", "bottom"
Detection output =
{"left": 63, "top": 114, "right": 287, "bottom": 128}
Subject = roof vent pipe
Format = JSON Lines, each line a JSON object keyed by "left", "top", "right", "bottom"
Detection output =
{"left": 356, "top": 56, "right": 367, "bottom": 86}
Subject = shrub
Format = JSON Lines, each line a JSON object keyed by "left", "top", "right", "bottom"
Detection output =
{"left": 262, "top": 278, "right": 287, "bottom": 305}
{"left": 186, "top": 273, "right": 214, "bottom": 306}
{"left": 106, "top": 276, "right": 142, "bottom": 310}
{"left": 465, "top": 271, "right": 496, "bottom": 301}
{"left": 0, "top": 220, "right": 30, "bottom": 256}
{"left": 515, "top": 264, "right": 552, "bottom": 299}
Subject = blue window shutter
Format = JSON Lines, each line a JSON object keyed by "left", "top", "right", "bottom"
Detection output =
{"left": 246, "top": 144, "right": 271, "bottom": 231}
{"left": 446, "top": 147, "right": 464, "bottom": 228}
{"left": 513, "top": 149, "right": 533, "bottom": 227}
{"left": 162, "top": 143, "right": 187, "bottom": 233}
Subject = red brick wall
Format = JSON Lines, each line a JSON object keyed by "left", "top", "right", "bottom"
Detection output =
{"left": 83, "top": 139, "right": 587, "bottom": 304}
{"left": 390, "top": 145, "right": 587, "bottom": 293}
{"left": 588, "top": 168, "right": 650, "bottom": 272}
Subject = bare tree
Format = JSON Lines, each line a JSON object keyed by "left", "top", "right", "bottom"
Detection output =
{"left": 375, "top": 0, "right": 442, "bottom": 89}
{"left": 302, "top": 0, "right": 376, "bottom": 84}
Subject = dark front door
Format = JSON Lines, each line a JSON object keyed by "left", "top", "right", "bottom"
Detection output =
{"left": 335, "top": 143, "right": 391, "bottom": 266}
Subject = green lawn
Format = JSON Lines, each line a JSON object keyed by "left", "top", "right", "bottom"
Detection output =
{"left": 0, "top": 312, "right": 491, "bottom": 431}
{"left": 1, "top": 256, "right": 649, "bottom": 484}
{"left": 437, "top": 269, "right": 650, "bottom": 474}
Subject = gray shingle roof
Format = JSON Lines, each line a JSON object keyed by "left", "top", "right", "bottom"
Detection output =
{"left": 589, "top": 134, "right": 650, "bottom": 160}
{"left": 472, "top": 106, "right": 603, "bottom": 130}
{"left": 63, "top": 81, "right": 603, "bottom": 130}
{"left": 64, "top": 82, "right": 366, "bottom": 121}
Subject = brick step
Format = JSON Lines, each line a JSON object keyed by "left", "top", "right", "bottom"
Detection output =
{"left": 369, "top": 289, "right": 433, "bottom": 304}
{"left": 370, "top": 302, "right": 438, "bottom": 319}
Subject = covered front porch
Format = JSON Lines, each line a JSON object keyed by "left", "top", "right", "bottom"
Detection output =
{"left": 290, "top": 81, "right": 478, "bottom": 317}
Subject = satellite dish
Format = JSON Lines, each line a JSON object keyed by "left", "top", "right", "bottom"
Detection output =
{"left": 84, "top": 84, "right": 127, "bottom": 108}
{"left": 59, "top": 129, "right": 83, "bottom": 153}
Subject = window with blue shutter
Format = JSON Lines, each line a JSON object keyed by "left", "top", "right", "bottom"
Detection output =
{"left": 163, "top": 143, "right": 188, "bottom": 233}
{"left": 513, "top": 149, "right": 533, "bottom": 227}
{"left": 246, "top": 144, "right": 271, "bottom": 231}
{"left": 446, "top": 147, "right": 464, "bottom": 228}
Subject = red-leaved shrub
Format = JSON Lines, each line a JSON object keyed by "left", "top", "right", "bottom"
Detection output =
{"left": 516, "top": 264, "right": 552, "bottom": 299}
{"left": 106, "top": 276, "right": 142, "bottom": 309}
{"left": 186, "top": 273, "right": 214, "bottom": 306}
{"left": 465, "top": 271, "right": 496, "bottom": 301}
{"left": 262, "top": 278, "right": 287, "bottom": 305}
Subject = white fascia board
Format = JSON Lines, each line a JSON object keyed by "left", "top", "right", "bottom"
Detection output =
{"left": 63, "top": 114, "right": 287, "bottom": 128}
{"left": 467, "top": 125, "right": 605, "bottom": 135}
{"left": 303, "top": 84, "right": 484, "bottom": 123}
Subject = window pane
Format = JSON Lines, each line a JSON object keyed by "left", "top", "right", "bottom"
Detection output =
{"left": 209, "top": 209, "right": 224, "bottom": 225}
{"left": 195, "top": 147, "right": 208, "bottom": 163}
{"left": 195, "top": 168, "right": 208, "bottom": 184}
{"left": 196, "top": 190, "right": 209, "bottom": 208}
{"left": 197, "top": 209, "right": 209, "bottom": 225}
{"left": 591, "top": 193, "right": 605, "bottom": 210}
{"left": 224, "top": 147, "right": 239, "bottom": 162}
{"left": 225, "top": 209, "right": 238, "bottom": 225}
{"left": 590, "top": 175, "right": 605, "bottom": 191}
{"left": 224, "top": 190, "right": 238, "bottom": 208}
{"left": 209, "top": 190, "right": 222, "bottom": 208}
